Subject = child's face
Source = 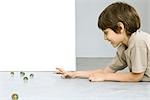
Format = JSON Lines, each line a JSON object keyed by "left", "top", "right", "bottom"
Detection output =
{"left": 103, "top": 28, "right": 125, "bottom": 48}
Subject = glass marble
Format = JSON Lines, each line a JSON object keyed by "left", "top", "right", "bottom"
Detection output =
{"left": 11, "top": 93, "right": 18, "bottom": 100}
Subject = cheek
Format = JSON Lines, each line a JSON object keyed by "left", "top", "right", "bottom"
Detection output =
{"left": 106, "top": 34, "right": 111, "bottom": 40}
{"left": 107, "top": 35, "right": 115, "bottom": 41}
{"left": 112, "top": 33, "right": 120, "bottom": 39}
{"left": 116, "top": 35, "right": 124, "bottom": 41}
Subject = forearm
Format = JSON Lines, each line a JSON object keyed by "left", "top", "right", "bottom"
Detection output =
{"left": 74, "top": 69, "right": 104, "bottom": 78}
{"left": 105, "top": 72, "right": 144, "bottom": 82}
{"left": 73, "top": 66, "right": 116, "bottom": 78}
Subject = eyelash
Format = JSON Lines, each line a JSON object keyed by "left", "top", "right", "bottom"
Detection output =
{"left": 104, "top": 32, "right": 108, "bottom": 35}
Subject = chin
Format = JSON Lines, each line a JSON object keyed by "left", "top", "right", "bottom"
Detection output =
{"left": 112, "top": 43, "right": 120, "bottom": 48}
{"left": 112, "top": 45, "right": 118, "bottom": 48}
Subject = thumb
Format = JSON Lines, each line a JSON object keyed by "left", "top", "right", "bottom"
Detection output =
{"left": 88, "top": 75, "right": 93, "bottom": 82}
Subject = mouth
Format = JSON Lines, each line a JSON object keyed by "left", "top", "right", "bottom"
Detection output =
{"left": 107, "top": 40, "right": 114, "bottom": 46}
{"left": 110, "top": 42, "right": 117, "bottom": 47}
{"left": 110, "top": 41, "right": 113, "bottom": 45}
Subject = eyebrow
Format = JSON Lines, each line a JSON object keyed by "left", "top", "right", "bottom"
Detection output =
{"left": 104, "top": 30, "right": 108, "bottom": 32}
{"left": 103, "top": 31, "right": 108, "bottom": 34}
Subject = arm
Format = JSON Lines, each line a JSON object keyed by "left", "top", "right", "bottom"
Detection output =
{"left": 73, "top": 69, "right": 102, "bottom": 78}
{"left": 55, "top": 67, "right": 93, "bottom": 78}
{"left": 89, "top": 71, "right": 144, "bottom": 82}
{"left": 105, "top": 72, "right": 144, "bottom": 82}
{"left": 73, "top": 66, "right": 116, "bottom": 78}
{"left": 56, "top": 66, "right": 115, "bottom": 79}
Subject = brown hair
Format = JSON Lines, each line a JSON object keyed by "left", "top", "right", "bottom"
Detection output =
{"left": 98, "top": 2, "right": 141, "bottom": 35}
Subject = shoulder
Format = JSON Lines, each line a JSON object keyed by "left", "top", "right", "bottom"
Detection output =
{"left": 134, "top": 30, "right": 150, "bottom": 40}
{"left": 128, "top": 30, "right": 150, "bottom": 48}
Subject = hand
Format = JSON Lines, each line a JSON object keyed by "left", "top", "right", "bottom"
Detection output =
{"left": 88, "top": 72, "right": 106, "bottom": 82}
{"left": 55, "top": 67, "right": 76, "bottom": 78}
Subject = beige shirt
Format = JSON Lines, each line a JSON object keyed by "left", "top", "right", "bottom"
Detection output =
{"left": 109, "top": 30, "right": 150, "bottom": 81}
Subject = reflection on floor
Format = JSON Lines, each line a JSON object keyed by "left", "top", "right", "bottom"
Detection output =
{"left": 76, "top": 57, "right": 150, "bottom": 100}
{"left": 1, "top": 71, "right": 150, "bottom": 100}
{"left": 0, "top": 58, "right": 150, "bottom": 100}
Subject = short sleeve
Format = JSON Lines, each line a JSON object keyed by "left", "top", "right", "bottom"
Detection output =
{"left": 109, "top": 45, "right": 127, "bottom": 71}
{"left": 131, "top": 45, "right": 148, "bottom": 73}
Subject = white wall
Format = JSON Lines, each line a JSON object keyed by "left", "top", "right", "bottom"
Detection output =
{"left": 76, "top": 0, "right": 150, "bottom": 57}
{"left": 0, "top": 0, "right": 75, "bottom": 71}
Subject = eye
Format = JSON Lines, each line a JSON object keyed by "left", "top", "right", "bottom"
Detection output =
{"left": 104, "top": 32, "right": 108, "bottom": 35}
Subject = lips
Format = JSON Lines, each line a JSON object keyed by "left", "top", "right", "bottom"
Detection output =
{"left": 110, "top": 41, "right": 113, "bottom": 44}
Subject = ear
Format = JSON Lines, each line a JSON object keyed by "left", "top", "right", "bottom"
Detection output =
{"left": 117, "top": 22, "right": 125, "bottom": 33}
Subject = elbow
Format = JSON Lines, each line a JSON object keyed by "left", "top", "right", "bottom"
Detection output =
{"left": 131, "top": 77, "right": 142, "bottom": 82}
{"left": 129, "top": 72, "right": 144, "bottom": 82}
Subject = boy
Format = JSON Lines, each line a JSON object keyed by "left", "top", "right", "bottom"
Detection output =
{"left": 56, "top": 2, "right": 150, "bottom": 82}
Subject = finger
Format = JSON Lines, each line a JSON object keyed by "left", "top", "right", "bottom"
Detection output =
{"left": 89, "top": 78, "right": 94, "bottom": 82}
{"left": 88, "top": 75, "right": 94, "bottom": 82}
{"left": 61, "top": 75, "right": 66, "bottom": 79}
{"left": 60, "top": 74, "right": 70, "bottom": 79}
{"left": 55, "top": 71, "right": 64, "bottom": 74}
{"left": 89, "top": 79, "right": 92, "bottom": 82}
{"left": 89, "top": 78, "right": 95, "bottom": 82}
{"left": 88, "top": 77, "right": 92, "bottom": 82}
{"left": 64, "top": 73, "right": 71, "bottom": 78}
{"left": 56, "top": 68, "right": 65, "bottom": 73}
{"left": 55, "top": 68, "right": 64, "bottom": 74}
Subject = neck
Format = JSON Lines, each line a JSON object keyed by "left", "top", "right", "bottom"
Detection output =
{"left": 122, "top": 35, "right": 130, "bottom": 47}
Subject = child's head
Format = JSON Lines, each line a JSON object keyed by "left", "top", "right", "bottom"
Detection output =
{"left": 98, "top": 2, "right": 140, "bottom": 36}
